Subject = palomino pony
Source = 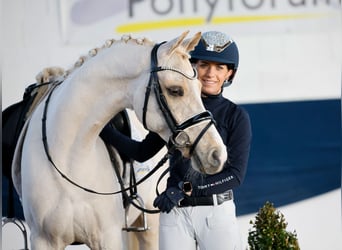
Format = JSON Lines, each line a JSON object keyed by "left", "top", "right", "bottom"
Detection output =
{"left": 11, "top": 31, "right": 227, "bottom": 250}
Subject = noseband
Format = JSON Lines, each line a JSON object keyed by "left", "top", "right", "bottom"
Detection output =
{"left": 142, "top": 43, "right": 215, "bottom": 155}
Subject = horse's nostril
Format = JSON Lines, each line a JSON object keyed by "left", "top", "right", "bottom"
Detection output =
{"left": 208, "top": 148, "right": 221, "bottom": 168}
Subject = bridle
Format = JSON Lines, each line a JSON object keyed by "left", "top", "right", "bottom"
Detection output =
{"left": 142, "top": 42, "right": 215, "bottom": 155}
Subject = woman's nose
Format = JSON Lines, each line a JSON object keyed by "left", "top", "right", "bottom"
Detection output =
{"left": 205, "top": 66, "right": 215, "bottom": 76}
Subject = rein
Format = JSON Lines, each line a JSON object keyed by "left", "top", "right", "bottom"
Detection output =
{"left": 41, "top": 81, "right": 169, "bottom": 198}
{"left": 142, "top": 42, "right": 215, "bottom": 155}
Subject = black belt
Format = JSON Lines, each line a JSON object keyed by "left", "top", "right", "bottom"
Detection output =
{"left": 179, "top": 190, "right": 233, "bottom": 207}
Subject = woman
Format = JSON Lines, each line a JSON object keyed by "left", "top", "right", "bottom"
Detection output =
{"left": 101, "top": 31, "right": 252, "bottom": 250}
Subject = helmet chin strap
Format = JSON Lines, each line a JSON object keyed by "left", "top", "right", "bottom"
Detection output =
{"left": 223, "top": 79, "right": 232, "bottom": 87}
{"left": 224, "top": 68, "right": 237, "bottom": 87}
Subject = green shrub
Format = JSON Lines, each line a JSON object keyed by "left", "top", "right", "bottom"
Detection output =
{"left": 248, "top": 201, "right": 300, "bottom": 250}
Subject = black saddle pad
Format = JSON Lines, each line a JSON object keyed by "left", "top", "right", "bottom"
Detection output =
{"left": 2, "top": 99, "right": 34, "bottom": 178}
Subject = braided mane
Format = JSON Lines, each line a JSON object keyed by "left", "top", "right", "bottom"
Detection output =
{"left": 36, "top": 35, "right": 154, "bottom": 83}
{"left": 66, "top": 35, "right": 154, "bottom": 76}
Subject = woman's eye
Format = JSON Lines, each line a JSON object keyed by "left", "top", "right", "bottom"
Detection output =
{"left": 199, "top": 63, "right": 208, "bottom": 68}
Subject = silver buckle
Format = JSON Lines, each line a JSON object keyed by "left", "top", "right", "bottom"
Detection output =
{"left": 215, "top": 190, "right": 233, "bottom": 205}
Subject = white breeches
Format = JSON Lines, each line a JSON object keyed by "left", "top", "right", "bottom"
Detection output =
{"left": 158, "top": 200, "right": 242, "bottom": 250}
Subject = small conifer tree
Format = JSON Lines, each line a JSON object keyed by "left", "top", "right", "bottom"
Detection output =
{"left": 248, "top": 201, "right": 300, "bottom": 250}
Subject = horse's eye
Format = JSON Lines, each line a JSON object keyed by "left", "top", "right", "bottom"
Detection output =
{"left": 167, "top": 86, "right": 184, "bottom": 97}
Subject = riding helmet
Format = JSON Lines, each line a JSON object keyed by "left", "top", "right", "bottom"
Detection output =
{"left": 190, "top": 31, "right": 239, "bottom": 87}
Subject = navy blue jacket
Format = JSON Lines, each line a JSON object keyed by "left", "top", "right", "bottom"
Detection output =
{"left": 100, "top": 94, "right": 252, "bottom": 196}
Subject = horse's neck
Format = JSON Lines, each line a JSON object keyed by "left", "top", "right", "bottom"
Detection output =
{"left": 46, "top": 42, "right": 151, "bottom": 155}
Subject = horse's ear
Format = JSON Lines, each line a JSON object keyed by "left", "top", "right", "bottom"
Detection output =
{"left": 165, "top": 30, "right": 190, "bottom": 55}
{"left": 183, "top": 32, "right": 201, "bottom": 53}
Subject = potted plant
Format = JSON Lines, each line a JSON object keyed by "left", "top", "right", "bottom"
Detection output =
{"left": 248, "top": 201, "right": 300, "bottom": 250}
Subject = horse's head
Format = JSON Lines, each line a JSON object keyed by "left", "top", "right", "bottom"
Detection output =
{"left": 141, "top": 31, "right": 227, "bottom": 175}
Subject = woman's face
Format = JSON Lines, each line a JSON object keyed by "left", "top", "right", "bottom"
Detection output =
{"left": 195, "top": 60, "right": 233, "bottom": 96}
